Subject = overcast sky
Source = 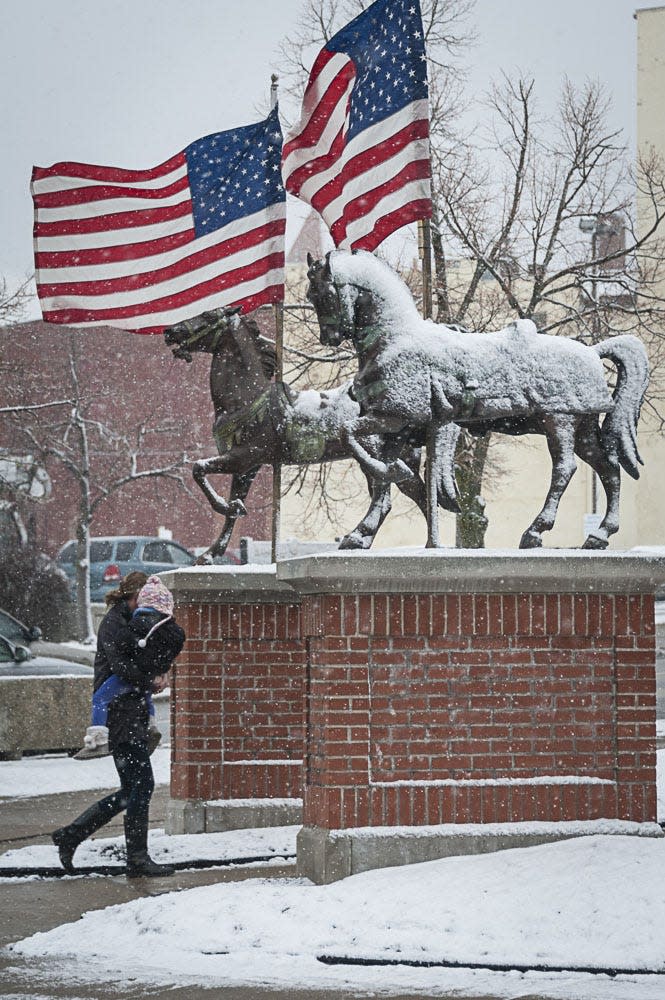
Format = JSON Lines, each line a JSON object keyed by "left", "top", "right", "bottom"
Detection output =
{"left": 2, "top": 0, "right": 663, "bottom": 290}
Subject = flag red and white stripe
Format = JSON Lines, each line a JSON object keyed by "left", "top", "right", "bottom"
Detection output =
{"left": 281, "top": 0, "right": 431, "bottom": 252}
{"left": 32, "top": 112, "right": 286, "bottom": 334}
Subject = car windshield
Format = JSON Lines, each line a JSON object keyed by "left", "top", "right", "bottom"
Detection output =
{"left": 0, "top": 609, "right": 28, "bottom": 645}
{"left": 168, "top": 544, "right": 194, "bottom": 566}
{"left": 0, "top": 636, "right": 16, "bottom": 662}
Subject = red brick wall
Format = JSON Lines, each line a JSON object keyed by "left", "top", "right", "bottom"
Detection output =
{"left": 301, "top": 592, "right": 657, "bottom": 829}
{"left": 171, "top": 598, "right": 305, "bottom": 802}
{"left": 1, "top": 318, "right": 273, "bottom": 554}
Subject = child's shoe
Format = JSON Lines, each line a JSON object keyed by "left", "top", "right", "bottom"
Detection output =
{"left": 74, "top": 725, "right": 110, "bottom": 760}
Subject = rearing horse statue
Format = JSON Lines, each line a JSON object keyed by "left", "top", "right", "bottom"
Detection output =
{"left": 164, "top": 306, "right": 459, "bottom": 562}
{"left": 306, "top": 250, "right": 650, "bottom": 550}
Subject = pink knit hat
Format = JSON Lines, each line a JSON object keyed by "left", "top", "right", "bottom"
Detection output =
{"left": 137, "top": 575, "right": 174, "bottom": 616}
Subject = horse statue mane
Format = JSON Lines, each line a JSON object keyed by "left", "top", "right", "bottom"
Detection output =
{"left": 311, "top": 249, "right": 420, "bottom": 325}
{"left": 240, "top": 314, "right": 278, "bottom": 380}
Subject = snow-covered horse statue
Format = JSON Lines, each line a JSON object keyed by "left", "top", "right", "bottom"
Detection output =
{"left": 306, "top": 250, "right": 650, "bottom": 550}
{"left": 164, "top": 306, "right": 458, "bottom": 562}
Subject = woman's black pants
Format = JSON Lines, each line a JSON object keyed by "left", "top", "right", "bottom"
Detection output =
{"left": 63, "top": 740, "right": 155, "bottom": 843}
{"left": 100, "top": 741, "right": 155, "bottom": 821}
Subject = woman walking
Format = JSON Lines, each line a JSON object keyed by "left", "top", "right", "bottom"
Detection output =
{"left": 52, "top": 571, "right": 185, "bottom": 878}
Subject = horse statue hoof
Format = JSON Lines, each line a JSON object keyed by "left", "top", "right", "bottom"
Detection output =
{"left": 519, "top": 529, "right": 543, "bottom": 549}
{"left": 581, "top": 533, "right": 608, "bottom": 550}
{"left": 229, "top": 499, "right": 247, "bottom": 517}
{"left": 195, "top": 552, "right": 214, "bottom": 566}
{"left": 338, "top": 531, "right": 371, "bottom": 550}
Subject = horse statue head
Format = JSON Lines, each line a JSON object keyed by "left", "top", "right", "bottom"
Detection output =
{"left": 163, "top": 307, "right": 243, "bottom": 362}
{"left": 164, "top": 307, "right": 277, "bottom": 379}
{"left": 306, "top": 249, "right": 419, "bottom": 348}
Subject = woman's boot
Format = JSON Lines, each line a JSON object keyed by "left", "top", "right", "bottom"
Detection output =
{"left": 124, "top": 814, "right": 175, "bottom": 878}
{"left": 51, "top": 801, "right": 111, "bottom": 873}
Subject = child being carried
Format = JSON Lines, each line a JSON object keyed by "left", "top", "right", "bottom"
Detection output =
{"left": 76, "top": 576, "right": 185, "bottom": 760}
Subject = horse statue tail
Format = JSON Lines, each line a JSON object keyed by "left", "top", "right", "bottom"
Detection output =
{"left": 595, "top": 335, "right": 650, "bottom": 480}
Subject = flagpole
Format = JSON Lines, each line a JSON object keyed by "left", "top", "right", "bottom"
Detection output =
{"left": 418, "top": 217, "right": 433, "bottom": 320}
{"left": 271, "top": 73, "right": 283, "bottom": 563}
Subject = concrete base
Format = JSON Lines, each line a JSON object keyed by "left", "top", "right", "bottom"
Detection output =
{"left": 297, "top": 820, "right": 665, "bottom": 884}
{"left": 0, "top": 676, "right": 91, "bottom": 758}
{"left": 165, "top": 798, "right": 206, "bottom": 835}
{"left": 167, "top": 797, "right": 303, "bottom": 835}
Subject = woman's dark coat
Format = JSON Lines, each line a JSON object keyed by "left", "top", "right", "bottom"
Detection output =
{"left": 92, "top": 601, "right": 184, "bottom": 749}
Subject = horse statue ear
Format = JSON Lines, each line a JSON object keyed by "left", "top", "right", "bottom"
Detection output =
{"left": 307, "top": 251, "right": 314, "bottom": 268}
{"left": 227, "top": 305, "right": 243, "bottom": 316}
{"left": 323, "top": 252, "right": 332, "bottom": 278}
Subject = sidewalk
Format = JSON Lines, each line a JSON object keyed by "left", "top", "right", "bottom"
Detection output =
{"left": 0, "top": 786, "right": 546, "bottom": 1000}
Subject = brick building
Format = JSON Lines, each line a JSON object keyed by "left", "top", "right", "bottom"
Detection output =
{"left": 0, "top": 314, "right": 274, "bottom": 555}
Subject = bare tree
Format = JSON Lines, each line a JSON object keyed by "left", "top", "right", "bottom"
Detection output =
{"left": 7, "top": 333, "right": 191, "bottom": 641}
{"left": 432, "top": 76, "right": 665, "bottom": 543}
{"left": 0, "top": 275, "right": 32, "bottom": 327}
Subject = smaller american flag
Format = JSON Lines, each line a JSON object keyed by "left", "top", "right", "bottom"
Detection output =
{"left": 282, "top": 0, "right": 431, "bottom": 252}
{"left": 32, "top": 108, "right": 286, "bottom": 334}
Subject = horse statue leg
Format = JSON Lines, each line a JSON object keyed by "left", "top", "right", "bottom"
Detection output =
{"left": 193, "top": 455, "right": 248, "bottom": 518}
{"left": 337, "top": 432, "right": 424, "bottom": 549}
{"left": 338, "top": 475, "right": 394, "bottom": 550}
{"left": 196, "top": 467, "right": 260, "bottom": 564}
{"left": 339, "top": 428, "right": 461, "bottom": 550}
{"left": 519, "top": 415, "right": 579, "bottom": 548}
{"left": 574, "top": 415, "right": 620, "bottom": 550}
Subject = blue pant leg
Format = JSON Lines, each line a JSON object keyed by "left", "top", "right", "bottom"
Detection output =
{"left": 91, "top": 675, "right": 134, "bottom": 727}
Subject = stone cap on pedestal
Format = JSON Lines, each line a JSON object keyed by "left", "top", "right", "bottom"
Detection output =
{"left": 159, "top": 564, "right": 295, "bottom": 604}
{"left": 276, "top": 548, "right": 665, "bottom": 595}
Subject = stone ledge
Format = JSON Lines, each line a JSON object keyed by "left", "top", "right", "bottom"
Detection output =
{"left": 166, "top": 797, "right": 303, "bottom": 835}
{"left": 297, "top": 819, "right": 665, "bottom": 884}
{"left": 160, "top": 565, "right": 296, "bottom": 604}
{"left": 278, "top": 549, "right": 665, "bottom": 595}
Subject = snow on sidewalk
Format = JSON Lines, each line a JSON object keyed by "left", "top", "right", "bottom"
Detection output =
{"left": 0, "top": 826, "right": 297, "bottom": 872}
{"left": 0, "top": 747, "right": 170, "bottom": 798}
{"left": 10, "top": 834, "right": 665, "bottom": 999}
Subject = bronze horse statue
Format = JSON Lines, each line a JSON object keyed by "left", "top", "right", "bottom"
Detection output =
{"left": 306, "top": 250, "right": 650, "bottom": 550}
{"left": 164, "top": 306, "right": 459, "bottom": 562}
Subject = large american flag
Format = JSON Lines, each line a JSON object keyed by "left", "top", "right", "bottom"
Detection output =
{"left": 282, "top": 0, "right": 431, "bottom": 252}
{"left": 31, "top": 109, "right": 286, "bottom": 334}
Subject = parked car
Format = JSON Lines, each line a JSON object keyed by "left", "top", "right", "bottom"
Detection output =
{"left": 56, "top": 535, "right": 196, "bottom": 603}
{"left": 0, "top": 607, "right": 89, "bottom": 676}
{"left": 0, "top": 607, "right": 42, "bottom": 647}
{"left": 0, "top": 633, "right": 92, "bottom": 677}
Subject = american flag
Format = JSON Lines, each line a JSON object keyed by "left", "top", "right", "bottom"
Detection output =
{"left": 281, "top": 0, "right": 431, "bottom": 252}
{"left": 31, "top": 108, "right": 286, "bottom": 334}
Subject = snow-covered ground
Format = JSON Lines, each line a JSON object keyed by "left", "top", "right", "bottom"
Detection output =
{"left": 0, "top": 747, "right": 170, "bottom": 798}
{"left": 10, "top": 835, "right": 665, "bottom": 999}
{"left": 0, "top": 826, "right": 297, "bottom": 871}
{"left": 1, "top": 739, "right": 664, "bottom": 999}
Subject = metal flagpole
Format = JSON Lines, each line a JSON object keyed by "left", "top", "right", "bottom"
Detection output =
{"left": 271, "top": 74, "right": 284, "bottom": 563}
{"left": 418, "top": 217, "right": 433, "bottom": 320}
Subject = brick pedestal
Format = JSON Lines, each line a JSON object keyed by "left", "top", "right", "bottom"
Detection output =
{"left": 161, "top": 567, "right": 305, "bottom": 833}
{"left": 279, "top": 551, "right": 664, "bottom": 882}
